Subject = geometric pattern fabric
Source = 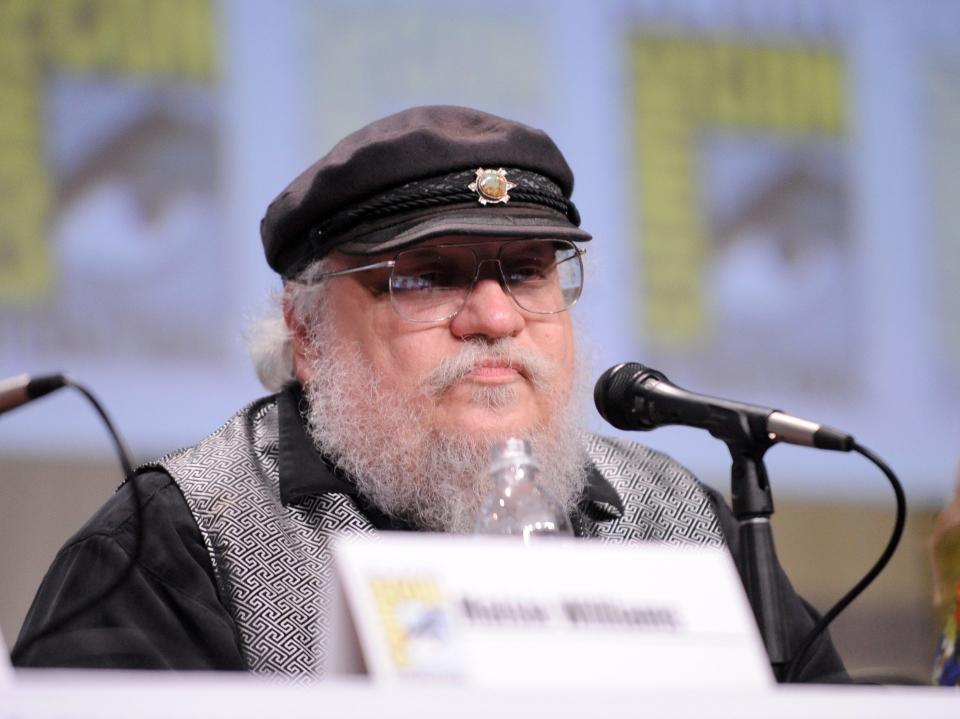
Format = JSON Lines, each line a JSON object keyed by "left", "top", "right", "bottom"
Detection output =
{"left": 157, "top": 397, "right": 724, "bottom": 675}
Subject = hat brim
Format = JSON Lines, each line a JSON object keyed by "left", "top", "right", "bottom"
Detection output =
{"left": 333, "top": 203, "right": 591, "bottom": 256}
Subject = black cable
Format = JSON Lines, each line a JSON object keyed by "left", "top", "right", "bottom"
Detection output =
{"left": 784, "top": 442, "right": 907, "bottom": 682}
{"left": 9, "top": 377, "right": 142, "bottom": 665}
{"left": 63, "top": 378, "right": 135, "bottom": 477}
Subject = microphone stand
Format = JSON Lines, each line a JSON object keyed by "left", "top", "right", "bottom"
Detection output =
{"left": 703, "top": 409, "right": 791, "bottom": 680}
{"left": 726, "top": 435, "right": 791, "bottom": 680}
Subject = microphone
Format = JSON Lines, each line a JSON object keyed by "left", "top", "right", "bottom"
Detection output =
{"left": 594, "top": 362, "right": 853, "bottom": 451}
{"left": 0, "top": 373, "right": 67, "bottom": 415}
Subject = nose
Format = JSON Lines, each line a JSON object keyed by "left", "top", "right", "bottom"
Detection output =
{"left": 448, "top": 271, "right": 525, "bottom": 340}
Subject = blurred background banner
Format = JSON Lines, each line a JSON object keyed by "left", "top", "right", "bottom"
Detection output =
{"left": 2, "top": 0, "right": 222, "bottom": 355}
{"left": 631, "top": 34, "right": 849, "bottom": 394}
{"left": 0, "top": 0, "right": 252, "bottom": 457}
{"left": 1, "top": 0, "right": 959, "bottom": 680}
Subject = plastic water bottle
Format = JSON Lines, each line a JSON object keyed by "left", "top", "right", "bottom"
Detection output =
{"left": 473, "top": 437, "right": 573, "bottom": 542}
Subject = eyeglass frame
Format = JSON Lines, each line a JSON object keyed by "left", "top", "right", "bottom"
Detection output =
{"left": 295, "top": 238, "right": 587, "bottom": 324}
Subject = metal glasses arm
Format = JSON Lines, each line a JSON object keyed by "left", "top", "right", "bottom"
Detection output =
{"left": 301, "top": 260, "right": 397, "bottom": 284}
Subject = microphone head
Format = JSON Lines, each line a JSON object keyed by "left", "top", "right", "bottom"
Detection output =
{"left": 594, "top": 362, "right": 659, "bottom": 430}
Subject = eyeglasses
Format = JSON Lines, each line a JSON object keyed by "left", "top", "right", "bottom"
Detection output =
{"left": 305, "top": 238, "right": 585, "bottom": 323}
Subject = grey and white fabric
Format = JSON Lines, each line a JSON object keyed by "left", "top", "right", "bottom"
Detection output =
{"left": 156, "top": 397, "right": 724, "bottom": 675}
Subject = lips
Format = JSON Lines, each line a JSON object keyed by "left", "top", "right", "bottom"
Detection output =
{"left": 420, "top": 340, "right": 550, "bottom": 398}
{"left": 467, "top": 359, "right": 525, "bottom": 381}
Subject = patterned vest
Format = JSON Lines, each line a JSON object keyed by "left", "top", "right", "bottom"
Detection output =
{"left": 155, "top": 396, "right": 724, "bottom": 674}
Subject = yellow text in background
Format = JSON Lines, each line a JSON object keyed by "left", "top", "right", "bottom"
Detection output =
{"left": 630, "top": 36, "right": 844, "bottom": 348}
{"left": 0, "top": 0, "right": 215, "bottom": 304}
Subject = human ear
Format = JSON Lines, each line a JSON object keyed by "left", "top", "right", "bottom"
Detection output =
{"left": 282, "top": 289, "right": 313, "bottom": 386}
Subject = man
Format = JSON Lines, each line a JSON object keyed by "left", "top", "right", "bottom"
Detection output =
{"left": 14, "top": 105, "right": 846, "bottom": 680}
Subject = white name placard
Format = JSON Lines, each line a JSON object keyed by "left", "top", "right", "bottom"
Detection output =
{"left": 332, "top": 534, "right": 773, "bottom": 689}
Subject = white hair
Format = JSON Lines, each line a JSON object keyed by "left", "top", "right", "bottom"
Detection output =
{"left": 298, "top": 306, "right": 587, "bottom": 532}
{"left": 245, "top": 259, "right": 332, "bottom": 392}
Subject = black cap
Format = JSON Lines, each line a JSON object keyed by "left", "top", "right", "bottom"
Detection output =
{"left": 260, "top": 105, "right": 591, "bottom": 278}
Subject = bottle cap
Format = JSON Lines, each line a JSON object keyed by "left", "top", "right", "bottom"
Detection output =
{"left": 488, "top": 437, "right": 540, "bottom": 474}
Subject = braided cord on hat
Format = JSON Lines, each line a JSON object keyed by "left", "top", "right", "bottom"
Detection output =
{"left": 314, "top": 168, "right": 580, "bottom": 240}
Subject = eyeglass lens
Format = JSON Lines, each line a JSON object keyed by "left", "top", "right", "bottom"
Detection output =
{"left": 388, "top": 240, "right": 582, "bottom": 322}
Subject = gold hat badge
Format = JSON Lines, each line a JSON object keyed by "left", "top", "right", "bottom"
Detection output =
{"left": 468, "top": 168, "right": 517, "bottom": 205}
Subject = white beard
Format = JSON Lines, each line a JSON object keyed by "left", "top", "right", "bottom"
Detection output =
{"left": 301, "top": 334, "right": 588, "bottom": 533}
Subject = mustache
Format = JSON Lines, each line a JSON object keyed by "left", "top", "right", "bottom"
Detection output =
{"left": 420, "top": 339, "right": 557, "bottom": 396}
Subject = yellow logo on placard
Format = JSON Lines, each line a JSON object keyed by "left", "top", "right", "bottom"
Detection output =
{"left": 369, "top": 576, "right": 453, "bottom": 674}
